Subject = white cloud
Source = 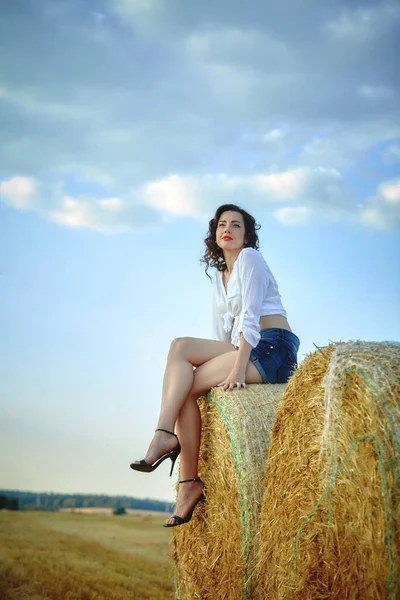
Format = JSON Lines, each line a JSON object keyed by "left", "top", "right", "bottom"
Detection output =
{"left": 111, "top": 0, "right": 163, "bottom": 24}
{"left": 1, "top": 168, "right": 399, "bottom": 231}
{"left": 138, "top": 166, "right": 351, "bottom": 223}
{"left": 46, "top": 194, "right": 160, "bottom": 232}
{"left": 0, "top": 176, "right": 161, "bottom": 232}
{"left": 274, "top": 206, "right": 311, "bottom": 226}
{"left": 138, "top": 167, "right": 349, "bottom": 219}
{"left": 3, "top": 84, "right": 103, "bottom": 121}
{"left": 0, "top": 176, "right": 38, "bottom": 210}
{"left": 379, "top": 179, "right": 400, "bottom": 205}
{"left": 263, "top": 129, "right": 284, "bottom": 142}
{"left": 328, "top": 9, "right": 374, "bottom": 41}
{"left": 113, "top": 0, "right": 160, "bottom": 13}
{"left": 186, "top": 27, "right": 288, "bottom": 68}
{"left": 142, "top": 175, "right": 199, "bottom": 216}
{"left": 358, "top": 85, "right": 393, "bottom": 100}
{"left": 358, "top": 177, "right": 400, "bottom": 230}
{"left": 98, "top": 198, "right": 124, "bottom": 211}
{"left": 255, "top": 169, "right": 306, "bottom": 199}
{"left": 327, "top": 4, "right": 400, "bottom": 42}
{"left": 50, "top": 197, "right": 92, "bottom": 229}
{"left": 359, "top": 207, "right": 390, "bottom": 230}
{"left": 299, "top": 122, "right": 400, "bottom": 170}
{"left": 138, "top": 167, "right": 400, "bottom": 230}
{"left": 255, "top": 167, "right": 347, "bottom": 216}
{"left": 187, "top": 28, "right": 252, "bottom": 55}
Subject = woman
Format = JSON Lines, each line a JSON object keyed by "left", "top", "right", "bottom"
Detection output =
{"left": 131, "top": 204, "right": 300, "bottom": 527}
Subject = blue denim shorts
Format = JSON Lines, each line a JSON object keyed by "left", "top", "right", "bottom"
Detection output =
{"left": 249, "top": 328, "right": 300, "bottom": 384}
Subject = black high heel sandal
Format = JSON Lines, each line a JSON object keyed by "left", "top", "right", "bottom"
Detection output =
{"left": 130, "top": 428, "right": 181, "bottom": 477}
{"left": 163, "top": 477, "right": 205, "bottom": 528}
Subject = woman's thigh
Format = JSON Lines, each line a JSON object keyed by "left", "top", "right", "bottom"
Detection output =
{"left": 169, "top": 336, "right": 236, "bottom": 367}
{"left": 190, "top": 351, "right": 263, "bottom": 398}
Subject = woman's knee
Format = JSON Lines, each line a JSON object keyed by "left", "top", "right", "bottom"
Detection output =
{"left": 168, "top": 336, "right": 191, "bottom": 360}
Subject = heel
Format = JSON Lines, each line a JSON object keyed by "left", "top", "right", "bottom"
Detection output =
{"left": 130, "top": 429, "right": 181, "bottom": 475}
{"left": 169, "top": 455, "right": 177, "bottom": 477}
{"left": 169, "top": 442, "right": 181, "bottom": 477}
{"left": 163, "top": 477, "right": 204, "bottom": 528}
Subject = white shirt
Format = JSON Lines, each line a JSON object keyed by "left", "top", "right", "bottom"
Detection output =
{"left": 211, "top": 247, "right": 287, "bottom": 349}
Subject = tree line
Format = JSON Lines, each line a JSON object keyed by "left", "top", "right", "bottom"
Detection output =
{"left": 0, "top": 490, "right": 173, "bottom": 513}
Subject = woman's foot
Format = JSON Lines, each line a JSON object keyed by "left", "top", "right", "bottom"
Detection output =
{"left": 164, "top": 478, "right": 204, "bottom": 526}
{"left": 132, "top": 429, "right": 179, "bottom": 467}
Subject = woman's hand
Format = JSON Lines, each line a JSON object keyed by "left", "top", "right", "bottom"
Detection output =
{"left": 218, "top": 366, "right": 247, "bottom": 391}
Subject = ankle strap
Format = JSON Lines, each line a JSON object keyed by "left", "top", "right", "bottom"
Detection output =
{"left": 179, "top": 477, "right": 202, "bottom": 484}
{"left": 155, "top": 428, "right": 177, "bottom": 438}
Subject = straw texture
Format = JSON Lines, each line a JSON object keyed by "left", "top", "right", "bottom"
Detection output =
{"left": 171, "top": 383, "right": 286, "bottom": 600}
{"left": 254, "top": 341, "right": 400, "bottom": 600}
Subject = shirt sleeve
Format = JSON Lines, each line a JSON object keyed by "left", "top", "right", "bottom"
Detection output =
{"left": 237, "top": 248, "right": 269, "bottom": 348}
{"left": 211, "top": 272, "right": 231, "bottom": 342}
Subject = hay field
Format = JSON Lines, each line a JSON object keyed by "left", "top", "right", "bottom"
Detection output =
{"left": 0, "top": 510, "right": 174, "bottom": 600}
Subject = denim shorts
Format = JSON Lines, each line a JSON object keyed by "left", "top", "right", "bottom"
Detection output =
{"left": 249, "top": 328, "right": 300, "bottom": 384}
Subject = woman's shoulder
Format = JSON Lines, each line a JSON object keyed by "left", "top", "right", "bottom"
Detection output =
{"left": 238, "top": 247, "right": 266, "bottom": 266}
{"left": 237, "top": 247, "right": 270, "bottom": 280}
{"left": 240, "top": 247, "right": 260, "bottom": 258}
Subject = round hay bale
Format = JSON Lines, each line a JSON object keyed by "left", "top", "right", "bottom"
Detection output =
{"left": 171, "top": 383, "right": 287, "bottom": 600}
{"left": 254, "top": 341, "right": 400, "bottom": 600}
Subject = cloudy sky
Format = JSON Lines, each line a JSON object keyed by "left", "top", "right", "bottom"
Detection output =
{"left": 1, "top": 0, "right": 399, "bottom": 503}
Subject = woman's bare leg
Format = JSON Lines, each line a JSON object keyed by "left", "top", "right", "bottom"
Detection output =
{"left": 163, "top": 395, "right": 203, "bottom": 525}
{"left": 176, "top": 396, "right": 202, "bottom": 479}
{"left": 164, "top": 350, "right": 263, "bottom": 525}
{"left": 133, "top": 337, "right": 235, "bottom": 466}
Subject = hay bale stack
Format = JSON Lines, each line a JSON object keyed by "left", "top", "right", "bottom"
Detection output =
{"left": 254, "top": 341, "right": 400, "bottom": 600}
{"left": 171, "top": 383, "right": 286, "bottom": 600}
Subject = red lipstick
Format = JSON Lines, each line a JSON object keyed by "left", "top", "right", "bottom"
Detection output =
{"left": 222, "top": 235, "right": 233, "bottom": 241}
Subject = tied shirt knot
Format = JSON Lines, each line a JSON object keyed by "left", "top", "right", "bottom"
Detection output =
{"left": 222, "top": 311, "right": 235, "bottom": 333}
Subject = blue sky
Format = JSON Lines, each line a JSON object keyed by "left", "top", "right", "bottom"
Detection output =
{"left": 1, "top": 0, "right": 399, "bottom": 503}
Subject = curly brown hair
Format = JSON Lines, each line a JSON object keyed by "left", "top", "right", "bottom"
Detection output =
{"left": 202, "top": 204, "right": 260, "bottom": 276}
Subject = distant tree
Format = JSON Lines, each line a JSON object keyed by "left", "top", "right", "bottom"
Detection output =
{"left": 8, "top": 498, "right": 19, "bottom": 510}
{"left": 113, "top": 507, "right": 127, "bottom": 516}
{"left": 0, "top": 495, "right": 19, "bottom": 510}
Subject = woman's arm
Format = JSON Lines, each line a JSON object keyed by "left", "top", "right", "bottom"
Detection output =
{"left": 218, "top": 249, "right": 269, "bottom": 390}
{"left": 236, "top": 248, "right": 268, "bottom": 348}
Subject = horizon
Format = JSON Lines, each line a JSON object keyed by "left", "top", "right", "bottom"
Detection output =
{"left": 1, "top": 487, "right": 172, "bottom": 502}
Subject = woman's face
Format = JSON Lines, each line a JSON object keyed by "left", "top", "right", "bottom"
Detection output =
{"left": 216, "top": 210, "right": 246, "bottom": 252}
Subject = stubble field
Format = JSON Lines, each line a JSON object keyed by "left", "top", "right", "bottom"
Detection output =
{"left": 0, "top": 510, "right": 174, "bottom": 600}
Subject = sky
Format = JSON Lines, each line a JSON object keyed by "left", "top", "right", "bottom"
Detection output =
{"left": 0, "top": 0, "right": 399, "bottom": 503}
